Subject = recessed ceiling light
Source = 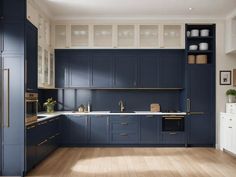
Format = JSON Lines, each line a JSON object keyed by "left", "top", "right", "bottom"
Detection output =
{"left": 189, "top": 7, "right": 193, "bottom": 11}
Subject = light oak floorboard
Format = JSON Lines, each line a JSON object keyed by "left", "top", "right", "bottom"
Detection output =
{"left": 26, "top": 148, "right": 236, "bottom": 177}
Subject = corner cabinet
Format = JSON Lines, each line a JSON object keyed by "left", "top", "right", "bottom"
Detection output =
{"left": 53, "top": 23, "right": 185, "bottom": 49}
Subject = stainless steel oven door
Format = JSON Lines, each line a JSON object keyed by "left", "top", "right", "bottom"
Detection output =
{"left": 25, "top": 100, "right": 38, "bottom": 122}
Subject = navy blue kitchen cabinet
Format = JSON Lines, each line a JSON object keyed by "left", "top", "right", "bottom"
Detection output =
{"left": 68, "top": 115, "right": 88, "bottom": 145}
{"left": 2, "top": 0, "right": 25, "bottom": 21}
{"left": 26, "top": 20, "right": 38, "bottom": 92}
{"left": 26, "top": 124, "right": 38, "bottom": 172}
{"left": 159, "top": 52, "right": 184, "bottom": 88}
{"left": 140, "top": 115, "right": 160, "bottom": 144}
{"left": 161, "top": 132, "right": 186, "bottom": 144}
{"left": 187, "top": 65, "right": 214, "bottom": 145}
{"left": 69, "top": 55, "right": 91, "bottom": 87}
{"left": 110, "top": 116, "right": 140, "bottom": 144}
{"left": 89, "top": 116, "right": 109, "bottom": 144}
{"left": 55, "top": 50, "right": 69, "bottom": 88}
{"left": 139, "top": 56, "right": 158, "bottom": 88}
{"left": 91, "top": 55, "right": 113, "bottom": 88}
{"left": 114, "top": 55, "right": 138, "bottom": 88}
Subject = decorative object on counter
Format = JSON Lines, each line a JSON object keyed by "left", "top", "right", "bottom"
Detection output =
{"left": 190, "top": 29, "right": 199, "bottom": 37}
{"left": 220, "top": 70, "right": 231, "bottom": 85}
{"left": 78, "top": 104, "right": 85, "bottom": 112}
{"left": 189, "top": 45, "right": 198, "bottom": 51}
{"left": 226, "top": 89, "right": 236, "bottom": 103}
{"left": 188, "top": 55, "right": 195, "bottom": 64}
{"left": 87, "top": 102, "right": 91, "bottom": 112}
{"left": 150, "top": 103, "right": 160, "bottom": 112}
{"left": 200, "top": 29, "right": 210, "bottom": 37}
{"left": 43, "top": 98, "right": 57, "bottom": 113}
{"left": 199, "top": 42, "right": 209, "bottom": 50}
{"left": 196, "top": 55, "right": 207, "bottom": 64}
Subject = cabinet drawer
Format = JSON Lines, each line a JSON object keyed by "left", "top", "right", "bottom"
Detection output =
{"left": 111, "top": 121, "right": 138, "bottom": 133}
{"left": 161, "top": 132, "right": 185, "bottom": 144}
{"left": 111, "top": 132, "right": 139, "bottom": 144}
{"left": 110, "top": 116, "right": 137, "bottom": 123}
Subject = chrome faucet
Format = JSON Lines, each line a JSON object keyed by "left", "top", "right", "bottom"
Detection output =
{"left": 118, "top": 100, "right": 125, "bottom": 112}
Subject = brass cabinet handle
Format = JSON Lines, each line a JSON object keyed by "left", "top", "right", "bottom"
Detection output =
{"left": 38, "top": 139, "right": 48, "bottom": 146}
{"left": 146, "top": 115, "right": 154, "bottom": 118}
{"left": 120, "top": 133, "right": 128, "bottom": 136}
{"left": 4, "top": 69, "right": 10, "bottom": 128}
{"left": 49, "top": 135, "right": 55, "bottom": 140}
{"left": 38, "top": 121, "right": 48, "bottom": 125}
{"left": 121, "top": 122, "right": 128, "bottom": 125}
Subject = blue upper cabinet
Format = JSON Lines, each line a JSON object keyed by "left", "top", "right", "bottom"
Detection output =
{"left": 114, "top": 55, "right": 138, "bottom": 88}
{"left": 55, "top": 50, "right": 69, "bottom": 88}
{"left": 2, "top": 0, "right": 25, "bottom": 21}
{"left": 139, "top": 56, "right": 158, "bottom": 88}
{"left": 26, "top": 20, "right": 38, "bottom": 92}
{"left": 69, "top": 54, "right": 91, "bottom": 88}
{"left": 158, "top": 51, "right": 184, "bottom": 88}
{"left": 91, "top": 54, "right": 113, "bottom": 88}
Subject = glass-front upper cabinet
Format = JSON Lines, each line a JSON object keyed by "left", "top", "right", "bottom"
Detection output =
{"left": 44, "top": 20, "right": 50, "bottom": 47}
{"left": 93, "top": 25, "right": 113, "bottom": 47}
{"left": 38, "top": 46, "right": 43, "bottom": 88}
{"left": 117, "top": 25, "right": 136, "bottom": 48}
{"left": 55, "top": 25, "right": 67, "bottom": 48}
{"left": 71, "top": 25, "right": 90, "bottom": 47}
{"left": 43, "top": 49, "right": 49, "bottom": 85}
{"left": 139, "top": 25, "right": 159, "bottom": 48}
{"left": 49, "top": 52, "right": 54, "bottom": 87}
{"left": 162, "top": 25, "right": 184, "bottom": 48}
{"left": 38, "top": 16, "right": 44, "bottom": 46}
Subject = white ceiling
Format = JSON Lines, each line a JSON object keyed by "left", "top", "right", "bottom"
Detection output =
{"left": 39, "top": 0, "right": 236, "bottom": 20}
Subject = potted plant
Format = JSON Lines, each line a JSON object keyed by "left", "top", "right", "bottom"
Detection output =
{"left": 43, "top": 98, "right": 57, "bottom": 113}
{"left": 226, "top": 89, "right": 236, "bottom": 103}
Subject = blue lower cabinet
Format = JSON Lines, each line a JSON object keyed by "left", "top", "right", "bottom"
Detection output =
{"left": 110, "top": 116, "right": 140, "bottom": 144}
{"left": 68, "top": 115, "right": 88, "bottom": 145}
{"left": 89, "top": 116, "right": 109, "bottom": 144}
{"left": 161, "top": 132, "right": 186, "bottom": 144}
{"left": 140, "top": 116, "right": 161, "bottom": 144}
{"left": 26, "top": 124, "right": 38, "bottom": 172}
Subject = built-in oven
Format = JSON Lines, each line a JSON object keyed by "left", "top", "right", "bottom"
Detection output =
{"left": 162, "top": 115, "right": 185, "bottom": 132}
{"left": 25, "top": 92, "right": 38, "bottom": 125}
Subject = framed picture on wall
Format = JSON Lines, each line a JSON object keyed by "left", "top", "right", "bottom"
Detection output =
{"left": 220, "top": 70, "right": 231, "bottom": 85}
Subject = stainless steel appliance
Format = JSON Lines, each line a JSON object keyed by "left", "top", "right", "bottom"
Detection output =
{"left": 25, "top": 93, "right": 38, "bottom": 124}
{"left": 162, "top": 115, "right": 185, "bottom": 132}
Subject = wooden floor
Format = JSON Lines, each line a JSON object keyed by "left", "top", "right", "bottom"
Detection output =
{"left": 26, "top": 147, "right": 236, "bottom": 177}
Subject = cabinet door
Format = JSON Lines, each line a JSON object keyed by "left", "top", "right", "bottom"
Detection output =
{"left": 159, "top": 52, "right": 184, "bottom": 88}
{"left": 114, "top": 55, "right": 138, "bottom": 88}
{"left": 55, "top": 50, "right": 69, "bottom": 88}
{"left": 61, "top": 116, "right": 70, "bottom": 145}
{"left": 220, "top": 113, "right": 227, "bottom": 150}
{"left": 93, "top": 25, "right": 113, "bottom": 47}
{"left": 69, "top": 55, "right": 91, "bottom": 87}
{"left": 69, "top": 115, "right": 88, "bottom": 144}
{"left": 117, "top": 25, "right": 136, "bottom": 48}
{"left": 71, "top": 25, "right": 89, "bottom": 47}
{"left": 140, "top": 116, "right": 159, "bottom": 144}
{"left": 26, "top": 124, "right": 37, "bottom": 172}
{"left": 55, "top": 25, "right": 67, "bottom": 48}
{"left": 48, "top": 52, "right": 54, "bottom": 88}
{"left": 89, "top": 116, "right": 109, "bottom": 144}
{"left": 91, "top": 55, "right": 113, "bottom": 88}
{"left": 26, "top": 21, "right": 38, "bottom": 92}
{"left": 139, "top": 56, "right": 158, "bottom": 88}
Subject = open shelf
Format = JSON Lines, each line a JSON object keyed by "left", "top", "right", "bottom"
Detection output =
{"left": 187, "top": 36, "right": 214, "bottom": 40}
{"left": 187, "top": 50, "right": 213, "bottom": 54}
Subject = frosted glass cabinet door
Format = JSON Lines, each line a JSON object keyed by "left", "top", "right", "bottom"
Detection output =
{"left": 38, "top": 16, "right": 44, "bottom": 46}
{"left": 49, "top": 53, "right": 54, "bottom": 87}
{"left": 55, "top": 25, "right": 67, "bottom": 48}
{"left": 43, "top": 49, "right": 49, "bottom": 85}
{"left": 38, "top": 46, "right": 43, "bottom": 87}
{"left": 139, "top": 25, "right": 159, "bottom": 48}
{"left": 44, "top": 21, "right": 50, "bottom": 47}
{"left": 163, "top": 25, "right": 183, "bottom": 48}
{"left": 71, "top": 25, "right": 89, "bottom": 47}
{"left": 117, "top": 25, "right": 135, "bottom": 47}
{"left": 93, "top": 25, "right": 113, "bottom": 47}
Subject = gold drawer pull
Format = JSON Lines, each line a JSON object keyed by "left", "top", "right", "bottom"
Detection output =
{"left": 27, "top": 125, "right": 36, "bottom": 130}
{"left": 49, "top": 135, "right": 55, "bottom": 140}
{"left": 169, "top": 132, "right": 177, "bottom": 135}
{"left": 121, "top": 122, "right": 128, "bottom": 125}
{"left": 38, "top": 139, "right": 48, "bottom": 146}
